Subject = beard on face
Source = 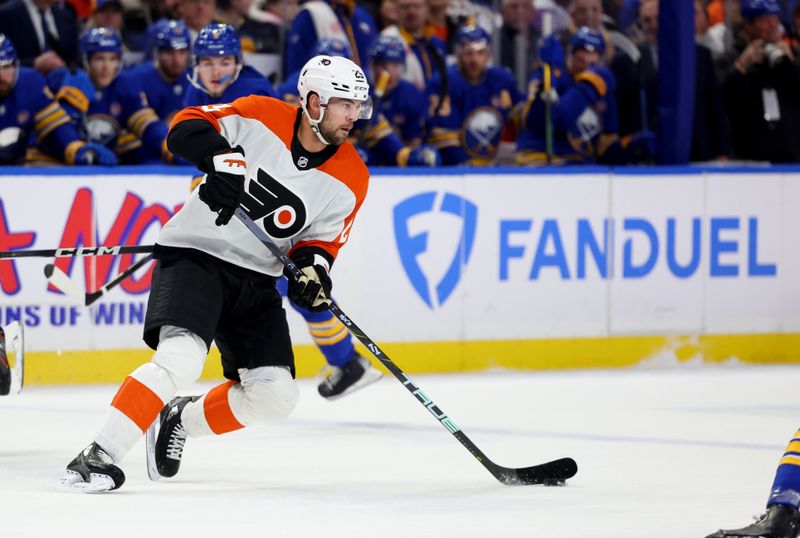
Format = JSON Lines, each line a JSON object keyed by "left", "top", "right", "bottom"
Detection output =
{"left": 318, "top": 114, "right": 351, "bottom": 146}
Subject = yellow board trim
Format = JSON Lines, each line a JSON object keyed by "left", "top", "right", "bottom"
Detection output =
{"left": 19, "top": 333, "right": 800, "bottom": 385}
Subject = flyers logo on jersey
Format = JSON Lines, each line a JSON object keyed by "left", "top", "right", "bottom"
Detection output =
{"left": 243, "top": 169, "right": 307, "bottom": 239}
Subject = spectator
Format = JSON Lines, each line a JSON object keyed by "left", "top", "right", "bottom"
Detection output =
{"left": 284, "top": 0, "right": 377, "bottom": 78}
{"left": 428, "top": 25, "right": 522, "bottom": 165}
{"left": 181, "top": 0, "right": 218, "bottom": 40}
{"left": 240, "top": 0, "right": 299, "bottom": 53}
{"left": 721, "top": 0, "right": 800, "bottom": 162}
{"left": 377, "top": 0, "right": 399, "bottom": 29}
{"left": 381, "top": 0, "right": 447, "bottom": 91}
{"left": 184, "top": 23, "right": 275, "bottom": 106}
{"left": 0, "top": 33, "right": 115, "bottom": 165}
{"left": 48, "top": 27, "right": 172, "bottom": 164}
{"left": 89, "top": 0, "right": 147, "bottom": 67}
{"left": 0, "top": 0, "right": 80, "bottom": 74}
{"left": 499, "top": 0, "right": 540, "bottom": 84}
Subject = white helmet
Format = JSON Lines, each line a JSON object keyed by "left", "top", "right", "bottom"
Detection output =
{"left": 297, "top": 55, "right": 372, "bottom": 145}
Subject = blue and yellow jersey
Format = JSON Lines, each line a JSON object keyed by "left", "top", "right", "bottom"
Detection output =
{"left": 516, "top": 66, "right": 621, "bottom": 165}
{"left": 0, "top": 67, "right": 88, "bottom": 164}
{"left": 377, "top": 79, "right": 427, "bottom": 146}
{"left": 48, "top": 66, "right": 170, "bottom": 163}
{"left": 123, "top": 63, "right": 190, "bottom": 122}
{"left": 428, "top": 65, "right": 521, "bottom": 166}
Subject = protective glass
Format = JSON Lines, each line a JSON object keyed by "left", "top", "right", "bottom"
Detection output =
{"left": 323, "top": 97, "right": 373, "bottom": 120}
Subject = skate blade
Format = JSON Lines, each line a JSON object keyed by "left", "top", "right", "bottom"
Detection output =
{"left": 58, "top": 471, "right": 116, "bottom": 493}
{"left": 145, "top": 413, "right": 162, "bottom": 481}
{"left": 324, "top": 367, "right": 383, "bottom": 401}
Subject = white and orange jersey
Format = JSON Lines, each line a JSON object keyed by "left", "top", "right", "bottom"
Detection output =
{"left": 157, "top": 95, "right": 370, "bottom": 277}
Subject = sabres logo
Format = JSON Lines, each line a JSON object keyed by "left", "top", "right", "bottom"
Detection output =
{"left": 461, "top": 107, "right": 503, "bottom": 161}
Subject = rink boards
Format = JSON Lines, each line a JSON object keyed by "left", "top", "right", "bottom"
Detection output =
{"left": 1, "top": 166, "right": 799, "bottom": 384}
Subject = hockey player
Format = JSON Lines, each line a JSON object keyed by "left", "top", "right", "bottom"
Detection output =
{"left": 183, "top": 23, "right": 275, "bottom": 107}
{"left": 60, "top": 55, "right": 376, "bottom": 492}
{"left": 48, "top": 27, "right": 173, "bottom": 164}
{"left": 279, "top": 35, "right": 439, "bottom": 168}
{"left": 427, "top": 25, "right": 522, "bottom": 166}
{"left": 368, "top": 34, "right": 427, "bottom": 146}
{"left": 0, "top": 34, "right": 115, "bottom": 165}
{"left": 706, "top": 426, "right": 800, "bottom": 537}
{"left": 120, "top": 19, "right": 192, "bottom": 164}
{"left": 126, "top": 19, "right": 192, "bottom": 123}
{"left": 284, "top": 0, "right": 377, "bottom": 79}
{"left": 515, "top": 26, "right": 653, "bottom": 165}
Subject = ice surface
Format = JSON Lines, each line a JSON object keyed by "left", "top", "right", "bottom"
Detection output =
{"left": 1, "top": 366, "right": 798, "bottom": 537}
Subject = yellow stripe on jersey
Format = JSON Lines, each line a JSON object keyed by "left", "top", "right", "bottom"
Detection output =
{"left": 33, "top": 101, "right": 61, "bottom": 122}
{"left": 56, "top": 86, "right": 90, "bottom": 113}
{"left": 63, "top": 140, "right": 86, "bottom": 164}
{"left": 35, "top": 108, "right": 71, "bottom": 139}
{"left": 128, "top": 108, "right": 159, "bottom": 137}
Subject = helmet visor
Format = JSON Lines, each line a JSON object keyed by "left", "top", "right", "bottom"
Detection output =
{"left": 324, "top": 96, "right": 373, "bottom": 120}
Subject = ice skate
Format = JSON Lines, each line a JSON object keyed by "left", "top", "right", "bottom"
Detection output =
{"left": 317, "top": 353, "right": 382, "bottom": 400}
{"left": 706, "top": 505, "right": 800, "bottom": 538}
{"left": 146, "top": 395, "right": 199, "bottom": 480}
{"left": 60, "top": 442, "right": 125, "bottom": 493}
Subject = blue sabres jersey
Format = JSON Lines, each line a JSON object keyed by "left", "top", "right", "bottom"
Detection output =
{"left": 183, "top": 65, "right": 275, "bottom": 107}
{"left": 48, "top": 67, "right": 168, "bottom": 160}
{"left": 377, "top": 79, "right": 426, "bottom": 145}
{"left": 123, "top": 63, "right": 190, "bottom": 123}
{"left": 429, "top": 65, "right": 521, "bottom": 165}
{"left": 276, "top": 69, "right": 301, "bottom": 105}
{"left": 0, "top": 67, "right": 83, "bottom": 164}
{"left": 516, "top": 66, "right": 619, "bottom": 164}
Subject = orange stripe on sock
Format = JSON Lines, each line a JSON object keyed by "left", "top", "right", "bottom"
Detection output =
{"left": 204, "top": 380, "right": 245, "bottom": 434}
{"left": 110, "top": 376, "right": 165, "bottom": 432}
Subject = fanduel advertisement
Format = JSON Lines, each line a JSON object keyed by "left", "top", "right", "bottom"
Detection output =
{"left": 1, "top": 170, "right": 798, "bottom": 352}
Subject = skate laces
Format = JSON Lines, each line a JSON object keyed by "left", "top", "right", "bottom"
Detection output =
{"left": 166, "top": 424, "right": 187, "bottom": 461}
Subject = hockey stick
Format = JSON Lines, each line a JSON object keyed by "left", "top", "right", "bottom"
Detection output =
{"left": 234, "top": 208, "right": 578, "bottom": 486}
{"left": 43, "top": 254, "right": 154, "bottom": 306}
{"left": 0, "top": 245, "right": 154, "bottom": 259}
{"left": 542, "top": 12, "right": 554, "bottom": 165}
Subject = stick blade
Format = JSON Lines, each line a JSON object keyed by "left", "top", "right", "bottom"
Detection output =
{"left": 496, "top": 457, "right": 578, "bottom": 486}
{"left": 43, "top": 264, "right": 86, "bottom": 305}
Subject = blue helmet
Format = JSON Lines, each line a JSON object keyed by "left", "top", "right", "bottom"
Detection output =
{"left": 147, "top": 19, "right": 191, "bottom": 53}
{"left": 369, "top": 34, "right": 406, "bottom": 63}
{"left": 193, "top": 23, "right": 241, "bottom": 64}
{"left": 79, "top": 27, "right": 123, "bottom": 60}
{"left": 0, "top": 34, "right": 17, "bottom": 66}
{"left": 312, "top": 37, "right": 351, "bottom": 59}
{"left": 455, "top": 25, "right": 491, "bottom": 49}
{"left": 570, "top": 26, "right": 605, "bottom": 55}
{"left": 741, "top": 0, "right": 781, "bottom": 21}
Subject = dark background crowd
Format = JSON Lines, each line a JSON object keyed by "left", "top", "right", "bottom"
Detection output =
{"left": 0, "top": 0, "right": 799, "bottom": 168}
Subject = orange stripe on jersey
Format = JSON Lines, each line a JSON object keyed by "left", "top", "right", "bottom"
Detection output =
{"left": 110, "top": 376, "right": 165, "bottom": 432}
{"left": 204, "top": 380, "right": 245, "bottom": 434}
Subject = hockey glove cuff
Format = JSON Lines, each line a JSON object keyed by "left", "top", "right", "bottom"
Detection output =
{"left": 286, "top": 252, "right": 333, "bottom": 312}
{"left": 198, "top": 147, "right": 246, "bottom": 226}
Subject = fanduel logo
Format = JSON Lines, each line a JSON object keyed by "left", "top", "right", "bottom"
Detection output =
{"left": 393, "top": 192, "right": 477, "bottom": 309}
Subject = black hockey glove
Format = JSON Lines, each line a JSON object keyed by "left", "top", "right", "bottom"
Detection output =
{"left": 198, "top": 147, "right": 247, "bottom": 226}
{"left": 285, "top": 251, "right": 333, "bottom": 313}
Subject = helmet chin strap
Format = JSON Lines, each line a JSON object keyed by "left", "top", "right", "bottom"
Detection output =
{"left": 302, "top": 103, "right": 331, "bottom": 145}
